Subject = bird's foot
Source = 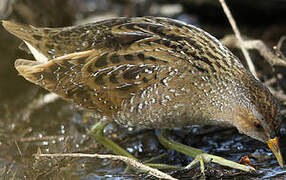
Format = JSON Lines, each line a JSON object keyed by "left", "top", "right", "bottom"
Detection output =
{"left": 184, "top": 153, "right": 255, "bottom": 175}
{"left": 157, "top": 129, "right": 256, "bottom": 174}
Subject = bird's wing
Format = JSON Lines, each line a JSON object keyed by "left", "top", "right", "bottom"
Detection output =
{"left": 15, "top": 42, "right": 180, "bottom": 115}
{"left": 13, "top": 17, "right": 227, "bottom": 115}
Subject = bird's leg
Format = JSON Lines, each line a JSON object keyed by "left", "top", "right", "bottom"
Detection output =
{"left": 88, "top": 121, "right": 136, "bottom": 159}
{"left": 88, "top": 121, "right": 180, "bottom": 170}
{"left": 157, "top": 130, "right": 256, "bottom": 173}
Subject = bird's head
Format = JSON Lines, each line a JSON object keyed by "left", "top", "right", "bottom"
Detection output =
{"left": 232, "top": 78, "right": 284, "bottom": 167}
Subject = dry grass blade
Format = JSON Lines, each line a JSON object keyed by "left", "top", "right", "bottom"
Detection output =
{"left": 219, "top": 0, "right": 257, "bottom": 78}
{"left": 35, "top": 153, "right": 178, "bottom": 180}
{"left": 221, "top": 35, "right": 286, "bottom": 67}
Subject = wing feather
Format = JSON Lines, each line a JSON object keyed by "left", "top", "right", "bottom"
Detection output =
{"left": 13, "top": 17, "right": 210, "bottom": 115}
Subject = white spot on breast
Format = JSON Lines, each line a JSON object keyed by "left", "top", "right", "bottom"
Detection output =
{"left": 155, "top": 89, "right": 159, "bottom": 95}
{"left": 141, "top": 90, "right": 147, "bottom": 98}
{"left": 165, "top": 95, "right": 171, "bottom": 101}
{"left": 161, "top": 78, "right": 168, "bottom": 86}
{"left": 160, "top": 99, "right": 167, "bottom": 106}
{"left": 138, "top": 103, "right": 143, "bottom": 109}
{"left": 169, "top": 71, "right": 175, "bottom": 76}
{"left": 169, "top": 89, "right": 175, "bottom": 93}
{"left": 130, "top": 106, "right": 134, "bottom": 112}
{"left": 130, "top": 96, "right": 135, "bottom": 104}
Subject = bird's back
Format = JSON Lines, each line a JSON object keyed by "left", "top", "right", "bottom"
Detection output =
{"left": 4, "top": 17, "right": 259, "bottom": 128}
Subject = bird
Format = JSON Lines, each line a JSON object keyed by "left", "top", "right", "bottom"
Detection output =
{"left": 2, "top": 17, "right": 284, "bottom": 173}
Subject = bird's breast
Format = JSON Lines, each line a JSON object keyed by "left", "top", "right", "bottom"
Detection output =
{"left": 112, "top": 72, "right": 240, "bottom": 128}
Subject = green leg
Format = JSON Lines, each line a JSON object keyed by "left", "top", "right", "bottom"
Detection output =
{"left": 157, "top": 130, "right": 256, "bottom": 173}
{"left": 88, "top": 121, "right": 180, "bottom": 170}
{"left": 88, "top": 121, "right": 136, "bottom": 159}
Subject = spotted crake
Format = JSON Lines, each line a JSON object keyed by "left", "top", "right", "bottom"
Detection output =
{"left": 2, "top": 17, "right": 284, "bottom": 168}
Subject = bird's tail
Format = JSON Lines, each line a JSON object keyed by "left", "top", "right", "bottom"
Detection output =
{"left": 3, "top": 20, "right": 41, "bottom": 41}
{"left": 14, "top": 50, "right": 95, "bottom": 110}
{"left": 2, "top": 20, "right": 55, "bottom": 61}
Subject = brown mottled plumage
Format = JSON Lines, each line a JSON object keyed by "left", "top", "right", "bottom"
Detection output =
{"left": 2, "top": 17, "right": 284, "bottom": 167}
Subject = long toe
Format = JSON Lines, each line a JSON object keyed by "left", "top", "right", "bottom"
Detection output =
{"left": 185, "top": 153, "right": 256, "bottom": 174}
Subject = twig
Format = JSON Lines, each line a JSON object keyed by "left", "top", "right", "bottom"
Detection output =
{"left": 35, "top": 153, "right": 178, "bottom": 180}
{"left": 276, "top": 36, "right": 286, "bottom": 59}
{"left": 263, "top": 77, "right": 277, "bottom": 87}
{"left": 14, "top": 140, "right": 22, "bottom": 157}
{"left": 221, "top": 35, "right": 286, "bottom": 67}
{"left": 268, "top": 87, "right": 286, "bottom": 102}
{"left": 219, "top": 0, "right": 257, "bottom": 78}
{"left": 19, "top": 135, "right": 65, "bottom": 143}
{"left": 18, "top": 93, "right": 59, "bottom": 121}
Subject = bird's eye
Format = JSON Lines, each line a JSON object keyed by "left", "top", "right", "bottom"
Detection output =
{"left": 254, "top": 121, "right": 262, "bottom": 129}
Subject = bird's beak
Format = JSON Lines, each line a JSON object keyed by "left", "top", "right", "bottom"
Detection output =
{"left": 267, "top": 137, "right": 284, "bottom": 167}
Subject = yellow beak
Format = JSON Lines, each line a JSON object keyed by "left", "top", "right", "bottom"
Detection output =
{"left": 267, "top": 137, "right": 284, "bottom": 167}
